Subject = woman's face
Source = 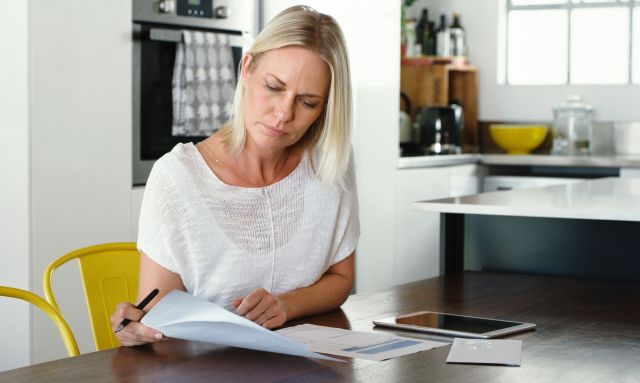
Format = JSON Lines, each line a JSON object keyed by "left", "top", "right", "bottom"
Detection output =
{"left": 241, "top": 46, "right": 330, "bottom": 153}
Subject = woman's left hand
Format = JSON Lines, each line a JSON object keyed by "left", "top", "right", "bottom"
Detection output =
{"left": 232, "top": 288, "right": 288, "bottom": 329}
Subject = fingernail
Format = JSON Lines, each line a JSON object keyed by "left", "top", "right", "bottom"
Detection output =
{"left": 154, "top": 333, "right": 163, "bottom": 340}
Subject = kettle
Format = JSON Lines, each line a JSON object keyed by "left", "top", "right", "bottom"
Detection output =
{"left": 399, "top": 92, "right": 413, "bottom": 144}
{"left": 415, "top": 104, "right": 463, "bottom": 155}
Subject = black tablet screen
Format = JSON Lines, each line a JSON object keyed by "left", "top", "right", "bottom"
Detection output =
{"left": 395, "top": 312, "right": 521, "bottom": 333}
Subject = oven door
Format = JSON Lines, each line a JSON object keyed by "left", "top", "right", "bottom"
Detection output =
{"left": 132, "top": 23, "right": 245, "bottom": 185}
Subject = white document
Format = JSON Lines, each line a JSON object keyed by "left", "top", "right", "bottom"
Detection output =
{"left": 446, "top": 338, "right": 522, "bottom": 366}
{"left": 141, "top": 290, "right": 340, "bottom": 361}
{"left": 277, "top": 324, "right": 449, "bottom": 361}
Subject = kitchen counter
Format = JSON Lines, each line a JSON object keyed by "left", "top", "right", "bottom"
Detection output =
{"left": 414, "top": 177, "right": 640, "bottom": 281}
{"left": 412, "top": 177, "right": 640, "bottom": 222}
{"left": 398, "top": 153, "right": 640, "bottom": 169}
{"left": 480, "top": 154, "right": 640, "bottom": 168}
{"left": 397, "top": 154, "right": 480, "bottom": 169}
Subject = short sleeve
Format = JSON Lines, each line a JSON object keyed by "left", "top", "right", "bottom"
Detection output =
{"left": 137, "top": 161, "right": 183, "bottom": 274}
{"left": 329, "top": 150, "right": 360, "bottom": 265}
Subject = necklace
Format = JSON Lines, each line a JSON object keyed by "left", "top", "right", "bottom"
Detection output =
{"left": 201, "top": 141, "right": 291, "bottom": 187}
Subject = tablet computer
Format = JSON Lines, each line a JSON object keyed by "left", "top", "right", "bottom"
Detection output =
{"left": 373, "top": 311, "right": 536, "bottom": 339}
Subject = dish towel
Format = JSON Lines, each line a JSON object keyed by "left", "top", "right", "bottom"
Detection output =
{"left": 172, "top": 30, "right": 236, "bottom": 137}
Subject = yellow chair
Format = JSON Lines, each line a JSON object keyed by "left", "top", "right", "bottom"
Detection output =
{"left": 0, "top": 286, "right": 80, "bottom": 357}
{"left": 43, "top": 242, "right": 140, "bottom": 351}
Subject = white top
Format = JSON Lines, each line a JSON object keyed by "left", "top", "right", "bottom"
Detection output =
{"left": 412, "top": 177, "right": 640, "bottom": 222}
{"left": 138, "top": 143, "right": 360, "bottom": 309}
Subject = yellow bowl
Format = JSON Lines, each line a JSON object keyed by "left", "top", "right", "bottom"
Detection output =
{"left": 489, "top": 124, "right": 548, "bottom": 155}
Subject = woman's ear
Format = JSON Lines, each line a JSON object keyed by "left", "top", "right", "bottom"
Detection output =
{"left": 240, "top": 54, "right": 254, "bottom": 82}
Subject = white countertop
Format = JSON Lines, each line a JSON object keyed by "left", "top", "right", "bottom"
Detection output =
{"left": 479, "top": 154, "right": 640, "bottom": 168}
{"left": 398, "top": 153, "right": 640, "bottom": 169}
{"left": 397, "top": 154, "right": 479, "bottom": 169}
{"left": 413, "top": 177, "right": 640, "bottom": 222}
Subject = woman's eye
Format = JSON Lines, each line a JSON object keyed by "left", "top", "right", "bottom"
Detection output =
{"left": 303, "top": 101, "right": 317, "bottom": 109}
{"left": 300, "top": 99, "right": 318, "bottom": 109}
{"left": 265, "top": 82, "right": 279, "bottom": 92}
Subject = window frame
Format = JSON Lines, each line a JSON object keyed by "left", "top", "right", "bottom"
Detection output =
{"left": 504, "top": 0, "right": 638, "bottom": 85}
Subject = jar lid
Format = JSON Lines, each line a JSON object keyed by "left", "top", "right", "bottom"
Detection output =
{"left": 553, "top": 93, "right": 593, "bottom": 112}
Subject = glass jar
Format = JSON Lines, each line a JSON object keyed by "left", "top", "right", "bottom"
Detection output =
{"left": 552, "top": 93, "right": 593, "bottom": 155}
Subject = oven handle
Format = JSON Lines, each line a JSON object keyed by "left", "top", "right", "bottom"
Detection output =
{"left": 138, "top": 27, "right": 248, "bottom": 47}
{"left": 149, "top": 28, "right": 182, "bottom": 42}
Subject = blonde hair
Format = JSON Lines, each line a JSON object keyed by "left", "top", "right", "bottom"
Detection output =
{"left": 219, "top": 5, "right": 353, "bottom": 187}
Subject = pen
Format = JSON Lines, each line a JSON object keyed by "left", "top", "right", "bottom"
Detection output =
{"left": 114, "top": 288, "right": 159, "bottom": 333}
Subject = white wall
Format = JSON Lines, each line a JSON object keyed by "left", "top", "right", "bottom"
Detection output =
{"left": 29, "top": 0, "right": 133, "bottom": 363}
{"left": 263, "top": 1, "right": 400, "bottom": 293}
{"left": 410, "top": 0, "right": 640, "bottom": 122}
{"left": 0, "top": 0, "right": 31, "bottom": 371}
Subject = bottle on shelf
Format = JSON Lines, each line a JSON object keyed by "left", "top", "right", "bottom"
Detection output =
{"left": 435, "top": 14, "right": 450, "bottom": 57}
{"left": 449, "top": 12, "right": 467, "bottom": 58}
{"left": 404, "top": 18, "right": 417, "bottom": 57}
{"left": 415, "top": 8, "right": 429, "bottom": 56}
{"left": 426, "top": 19, "right": 436, "bottom": 55}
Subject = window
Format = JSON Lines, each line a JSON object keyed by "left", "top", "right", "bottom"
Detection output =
{"left": 503, "top": 0, "right": 639, "bottom": 85}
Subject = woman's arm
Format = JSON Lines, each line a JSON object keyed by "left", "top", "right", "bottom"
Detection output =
{"left": 110, "top": 252, "right": 186, "bottom": 346}
{"left": 235, "top": 252, "right": 355, "bottom": 328}
{"left": 137, "top": 252, "right": 186, "bottom": 304}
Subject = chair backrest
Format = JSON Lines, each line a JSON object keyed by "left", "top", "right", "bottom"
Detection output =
{"left": 0, "top": 286, "right": 80, "bottom": 357}
{"left": 43, "top": 242, "right": 140, "bottom": 351}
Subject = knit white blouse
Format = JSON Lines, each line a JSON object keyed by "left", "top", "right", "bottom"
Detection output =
{"left": 137, "top": 143, "right": 360, "bottom": 310}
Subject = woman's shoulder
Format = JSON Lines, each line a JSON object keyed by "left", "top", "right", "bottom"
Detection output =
{"left": 152, "top": 143, "right": 202, "bottom": 173}
{"left": 147, "top": 143, "right": 206, "bottom": 186}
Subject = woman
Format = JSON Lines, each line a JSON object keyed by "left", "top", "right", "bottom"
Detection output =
{"left": 111, "top": 5, "right": 359, "bottom": 346}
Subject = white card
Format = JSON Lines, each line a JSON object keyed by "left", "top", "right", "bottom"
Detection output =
{"left": 446, "top": 338, "right": 522, "bottom": 366}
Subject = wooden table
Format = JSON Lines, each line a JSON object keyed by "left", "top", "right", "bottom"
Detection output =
{"left": 2, "top": 272, "right": 639, "bottom": 382}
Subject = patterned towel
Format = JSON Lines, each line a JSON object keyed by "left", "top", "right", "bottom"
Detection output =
{"left": 172, "top": 30, "right": 236, "bottom": 137}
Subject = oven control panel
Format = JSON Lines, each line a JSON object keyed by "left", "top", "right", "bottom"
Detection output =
{"left": 134, "top": 0, "right": 255, "bottom": 35}
{"left": 176, "top": 0, "right": 213, "bottom": 18}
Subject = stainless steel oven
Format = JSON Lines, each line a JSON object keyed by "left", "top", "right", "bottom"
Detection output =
{"left": 132, "top": 0, "right": 258, "bottom": 185}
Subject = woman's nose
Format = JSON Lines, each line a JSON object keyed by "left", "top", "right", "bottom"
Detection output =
{"left": 273, "top": 97, "right": 294, "bottom": 123}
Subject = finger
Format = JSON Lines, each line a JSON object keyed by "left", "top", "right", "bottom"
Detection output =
{"left": 243, "top": 294, "right": 275, "bottom": 321}
{"left": 120, "top": 304, "right": 145, "bottom": 321}
{"left": 254, "top": 304, "right": 282, "bottom": 325}
{"left": 231, "top": 298, "right": 243, "bottom": 308}
{"left": 262, "top": 314, "right": 286, "bottom": 329}
{"left": 111, "top": 302, "right": 131, "bottom": 322}
{"left": 236, "top": 288, "right": 268, "bottom": 316}
{"left": 115, "top": 322, "right": 163, "bottom": 346}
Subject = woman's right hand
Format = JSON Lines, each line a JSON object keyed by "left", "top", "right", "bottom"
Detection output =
{"left": 110, "top": 302, "right": 164, "bottom": 347}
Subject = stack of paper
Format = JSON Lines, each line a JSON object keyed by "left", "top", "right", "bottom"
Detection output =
{"left": 141, "top": 290, "right": 338, "bottom": 361}
{"left": 278, "top": 324, "right": 449, "bottom": 361}
{"left": 141, "top": 290, "right": 449, "bottom": 362}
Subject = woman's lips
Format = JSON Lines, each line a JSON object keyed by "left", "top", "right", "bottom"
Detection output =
{"left": 262, "top": 123, "right": 286, "bottom": 137}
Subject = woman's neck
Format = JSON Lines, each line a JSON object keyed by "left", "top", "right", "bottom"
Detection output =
{"left": 237, "top": 140, "right": 294, "bottom": 185}
{"left": 200, "top": 134, "right": 301, "bottom": 187}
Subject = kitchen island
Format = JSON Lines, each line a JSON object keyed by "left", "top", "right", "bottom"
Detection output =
{"left": 413, "top": 177, "right": 640, "bottom": 282}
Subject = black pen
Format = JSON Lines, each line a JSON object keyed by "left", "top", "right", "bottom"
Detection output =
{"left": 114, "top": 288, "right": 159, "bottom": 333}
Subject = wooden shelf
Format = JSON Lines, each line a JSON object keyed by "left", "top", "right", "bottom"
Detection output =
{"left": 401, "top": 55, "right": 471, "bottom": 68}
{"left": 400, "top": 60, "right": 478, "bottom": 151}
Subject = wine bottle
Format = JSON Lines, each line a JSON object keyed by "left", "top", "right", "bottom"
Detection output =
{"left": 415, "top": 8, "right": 429, "bottom": 56}
{"left": 435, "top": 14, "right": 450, "bottom": 57}
{"left": 426, "top": 20, "right": 436, "bottom": 55}
{"left": 449, "top": 12, "right": 467, "bottom": 57}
